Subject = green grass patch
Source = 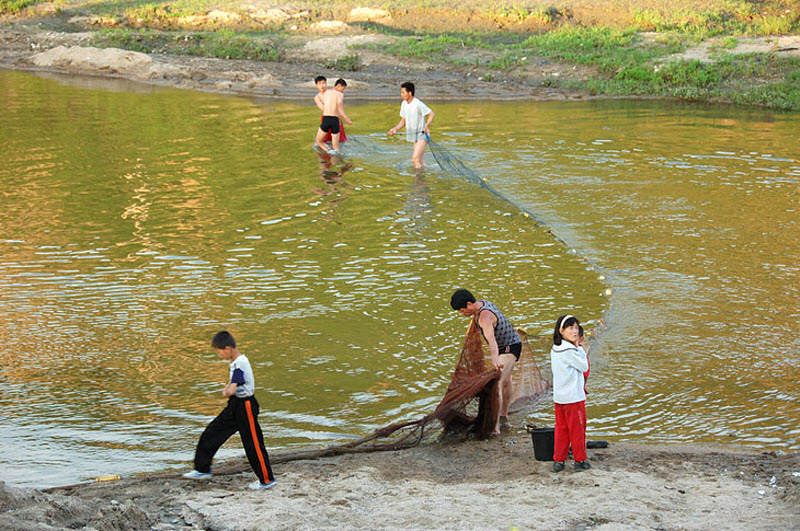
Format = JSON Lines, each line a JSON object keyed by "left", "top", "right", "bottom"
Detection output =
{"left": 732, "top": 79, "right": 800, "bottom": 109}
{"left": 487, "top": 51, "right": 528, "bottom": 70}
{"left": 564, "top": 53, "right": 800, "bottom": 110}
{"left": 380, "top": 33, "right": 490, "bottom": 59}
{"left": 720, "top": 36, "right": 739, "bottom": 49}
{"left": 0, "top": 0, "right": 40, "bottom": 14}
{"left": 92, "top": 28, "right": 283, "bottom": 61}
{"left": 752, "top": 14, "right": 795, "bottom": 35}
{"left": 631, "top": 4, "right": 800, "bottom": 37}
{"left": 521, "top": 26, "right": 685, "bottom": 73}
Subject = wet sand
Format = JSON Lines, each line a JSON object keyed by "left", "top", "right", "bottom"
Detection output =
{"left": 2, "top": 431, "right": 798, "bottom": 530}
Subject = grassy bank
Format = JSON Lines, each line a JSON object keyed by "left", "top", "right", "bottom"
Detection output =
{"left": 92, "top": 27, "right": 284, "bottom": 61}
{"left": 4, "top": 1, "right": 800, "bottom": 109}
{"left": 365, "top": 26, "right": 800, "bottom": 109}
{"left": 12, "top": 1, "right": 800, "bottom": 34}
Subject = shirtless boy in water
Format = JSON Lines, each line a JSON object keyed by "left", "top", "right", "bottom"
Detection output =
{"left": 315, "top": 78, "right": 352, "bottom": 156}
{"left": 314, "top": 76, "right": 347, "bottom": 148}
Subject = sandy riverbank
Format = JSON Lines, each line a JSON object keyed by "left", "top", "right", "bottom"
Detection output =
{"left": 2, "top": 430, "right": 798, "bottom": 530}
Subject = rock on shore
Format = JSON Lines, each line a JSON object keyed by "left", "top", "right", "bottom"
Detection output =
{"left": 31, "top": 45, "right": 180, "bottom": 80}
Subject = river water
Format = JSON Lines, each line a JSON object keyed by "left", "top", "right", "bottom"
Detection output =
{"left": 0, "top": 70, "right": 797, "bottom": 487}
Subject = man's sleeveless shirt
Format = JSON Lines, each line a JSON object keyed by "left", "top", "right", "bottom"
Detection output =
{"left": 478, "top": 300, "right": 520, "bottom": 347}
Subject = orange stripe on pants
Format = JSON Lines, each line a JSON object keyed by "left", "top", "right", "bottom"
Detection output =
{"left": 244, "top": 399, "right": 271, "bottom": 482}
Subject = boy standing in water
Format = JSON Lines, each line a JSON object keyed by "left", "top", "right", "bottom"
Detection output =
{"left": 183, "top": 331, "right": 277, "bottom": 490}
{"left": 313, "top": 75, "right": 327, "bottom": 113}
{"left": 388, "top": 81, "right": 435, "bottom": 169}
{"left": 313, "top": 75, "right": 347, "bottom": 149}
{"left": 315, "top": 78, "right": 352, "bottom": 156}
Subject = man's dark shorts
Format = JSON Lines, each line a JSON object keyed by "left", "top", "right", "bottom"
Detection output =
{"left": 499, "top": 342, "right": 522, "bottom": 361}
{"left": 320, "top": 115, "right": 340, "bottom": 134}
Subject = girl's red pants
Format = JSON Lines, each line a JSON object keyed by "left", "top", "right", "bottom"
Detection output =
{"left": 553, "top": 400, "right": 587, "bottom": 462}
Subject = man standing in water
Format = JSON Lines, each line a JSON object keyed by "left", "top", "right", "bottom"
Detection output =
{"left": 450, "top": 289, "right": 522, "bottom": 434}
{"left": 388, "top": 82, "right": 435, "bottom": 169}
{"left": 315, "top": 78, "right": 352, "bottom": 156}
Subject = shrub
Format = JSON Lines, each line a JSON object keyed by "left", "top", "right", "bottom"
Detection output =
{"left": 326, "top": 54, "right": 361, "bottom": 71}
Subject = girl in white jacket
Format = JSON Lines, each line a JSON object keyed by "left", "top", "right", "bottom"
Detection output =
{"left": 550, "top": 314, "right": 590, "bottom": 472}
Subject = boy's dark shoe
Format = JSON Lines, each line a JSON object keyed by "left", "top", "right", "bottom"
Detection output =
{"left": 574, "top": 461, "right": 591, "bottom": 471}
{"left": 552, "top": 461, "right": 565, "bottom": 472}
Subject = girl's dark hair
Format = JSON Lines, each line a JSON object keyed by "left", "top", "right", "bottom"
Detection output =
{"left": 552, "top": 315, "right": 579, "bottom": 345}
{"left": 211, "top": 330, "right": 236, "bottom": 349}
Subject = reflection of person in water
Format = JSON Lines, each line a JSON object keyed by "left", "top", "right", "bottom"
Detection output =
{"left": 314, "top": 147, "right": 352, "bottom": 180}
{"left": 312, "top": 151, "right": 352, "bottom": 222}
{"left": 402, "top": 170, "right": 431, "bottom": 232}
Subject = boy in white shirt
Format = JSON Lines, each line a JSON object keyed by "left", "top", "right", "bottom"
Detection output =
{"left": 182, "top": 331, "right": 277, "bottom": 490}
{"left": 388, "top": 81, "right": 435, "bottom": 169}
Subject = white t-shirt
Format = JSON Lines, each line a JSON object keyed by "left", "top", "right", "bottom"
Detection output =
{"left": 400, "top": 97, "right": 432, "bottom": 142}
{"left": 229, "top": 354, "right": 255, "bottom": 398}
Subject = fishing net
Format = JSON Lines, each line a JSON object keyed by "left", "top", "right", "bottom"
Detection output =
{"left": 425, "top": 135, "right": 483, "bottom": 187}
{"left": 424, "top": 135, "right": 579, "bottom": 253}
{"left": 286, "top": 320, "right": 550, "bottom": 461}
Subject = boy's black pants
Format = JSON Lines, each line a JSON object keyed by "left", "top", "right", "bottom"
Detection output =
{"left": 193, "top": 395, "right": 275, "bottom": 483}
